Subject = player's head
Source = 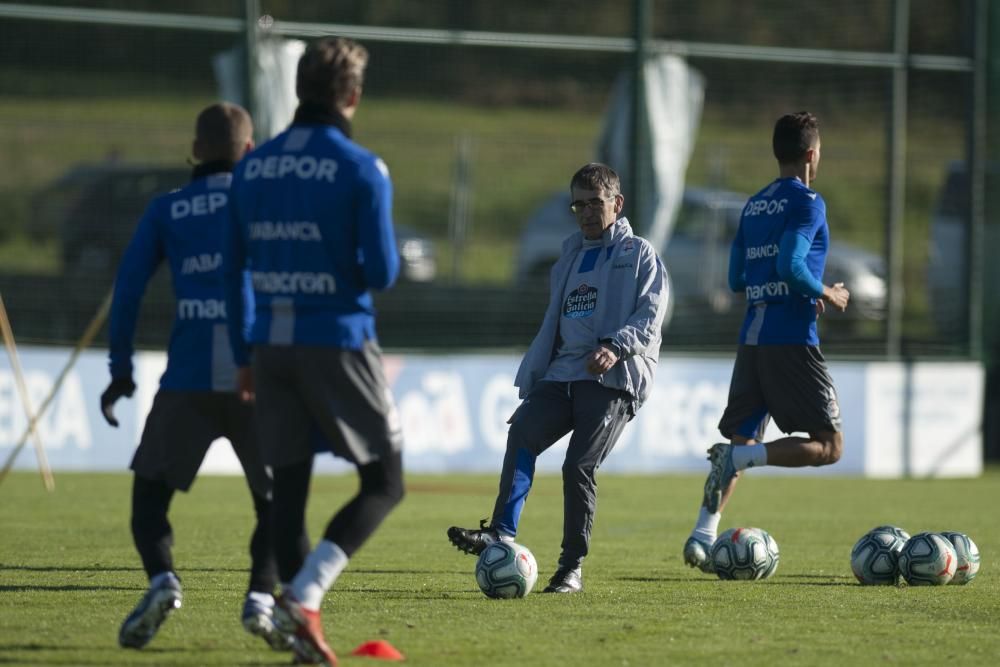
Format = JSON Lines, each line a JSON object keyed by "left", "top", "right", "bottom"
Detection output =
{"left": 192, "top": 102, "right": 253, "bottom": 163}
{"left": 296, "top": 37, "right": 368, "bottom": 117}
{"left": 773, "top": 111, "right": 821, "bottom": 178}
{"left": 569, "top": 162, "right": 624, "bottom": 240}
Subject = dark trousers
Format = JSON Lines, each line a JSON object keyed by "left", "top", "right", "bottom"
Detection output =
{"left": 130, "top": 474, "right": 277, "bottom": 594}
{"left": 491, "top": 380, "right": 631, "bottom": 569}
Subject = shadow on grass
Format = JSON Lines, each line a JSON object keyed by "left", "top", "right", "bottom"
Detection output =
{"left": 350, "top": 568, "right": 472, "bottom": 575}
{"left": 0, "top": 644, "right": 189, "bottom": 666}
{"left": 0, "top": 584, "right": 139, "bottom": 592}
{"left": 0, "top": 564, "right": 251, "bottom": 574}
{"left": 617, "top": 574, "right": 857, "bottom": 586}
{"left": 617, "top": 575, "right": 723, "bottom": 583}
{"left": 0, "top": 564, "right": 143, "bottom": 573}
{"left": 0, "top": 643, "right": 280, "bottom": 667}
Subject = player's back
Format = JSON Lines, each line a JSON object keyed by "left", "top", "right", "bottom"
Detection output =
{"left": 111, "top": 168, "right": 244, "bottom": 391}
{"left": 229, "top": 122, "right": 399, "bottom": 349}
{"left": 734, "top": 177, "right": 829, "bottom": 346}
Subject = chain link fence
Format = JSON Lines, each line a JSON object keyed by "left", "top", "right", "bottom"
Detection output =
{"left": 0, "top": 0, "right": 992, "bottom": 358}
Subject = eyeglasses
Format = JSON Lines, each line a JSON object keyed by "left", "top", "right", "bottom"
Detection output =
{"left": 569, "top": 195, "right": 617, "bottom": 214}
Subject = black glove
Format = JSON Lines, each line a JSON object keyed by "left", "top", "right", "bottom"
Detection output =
{"left": 100, "top": 377, "right": 136, "bottom": 427}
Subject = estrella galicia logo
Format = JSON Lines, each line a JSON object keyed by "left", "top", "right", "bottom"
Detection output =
{"left": 564, "top": 283, "right": 598, "bottom": 319}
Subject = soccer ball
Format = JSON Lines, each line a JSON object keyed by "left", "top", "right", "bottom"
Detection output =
{"left": 897, "top": 532, "right": 957, "bottom": 586}
{"left": 869, "top": 524, "right": 911, "bottom": 542}
{"left": 939, "top": 531, "right": 980, "bottom": 585}
{"left": 475, "top": 541, "right": 538, "bottom": 599}
{"left": 711, "top": 527, "right": 779, "bottom": 580}
{"left": 850, "top": 526, "right": 910, "bottom": 585}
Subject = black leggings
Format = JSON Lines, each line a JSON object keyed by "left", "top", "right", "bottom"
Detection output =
{"left": 270, "top": 451, "right": 405, "bottom": 582}
{"left": 130, "top": 475, "right": 277, "bottom": 593}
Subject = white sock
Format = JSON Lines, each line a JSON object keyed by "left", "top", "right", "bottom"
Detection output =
{"left": 246, "top": 590, "right": 274, "bottom": 607}
{"left": 290, "top": 540, "right": 348, "bottom": 611}
{"left": 690, "top": 506, "right": 721, "bottom": 545}
{"left": 732, "top": 443, "right": 767, "bottom": 471}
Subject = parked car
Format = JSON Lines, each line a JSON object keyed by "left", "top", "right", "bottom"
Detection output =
{"left": 40, "top": 162, "right": 436, "bottom": 283}
{"left": 927, "top": 160, "right": 1000, "bottom": 340}
{"left": 515, "top": 187, "right": 887, "bottom": 337}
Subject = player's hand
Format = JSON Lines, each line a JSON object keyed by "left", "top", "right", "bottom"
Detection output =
{"left": 586, "top": 344, "right": 619, "bottom": 375}
{"left": 237, "top": 366, "right": 255, "bottom": 403}
{"left": 815, "top": 299, "right": 826, "bottom": 317}
{"left": 823, "top": 282, "right": 850, "bottom": 312}
{"left": 100, "top": 377, "right": 136, "bottom": 427}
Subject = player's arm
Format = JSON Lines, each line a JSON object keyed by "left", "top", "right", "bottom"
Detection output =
{"left": 728, "top": 224, "right": 747, "bottom": 292}
{"left": 776, "top": 201, "right": 849, "bottom": 311}
{"left": 103, "top": 203, "right": 164, "bottom": 425}
{"left": 222, "top": 189, "right": 252, "bottom": 369}
{"left": 357, "top": 157, "right": 400, "bottom": 290}
{"left": 593, "top": 243, "right": 669, "bottom": 370}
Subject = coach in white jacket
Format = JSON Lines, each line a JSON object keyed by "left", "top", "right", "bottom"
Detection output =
{"left": 447, "top": 163, "right": 670, "bottom": 593}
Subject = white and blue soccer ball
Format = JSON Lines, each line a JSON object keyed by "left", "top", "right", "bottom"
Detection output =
{"left": 850, "top": 525, "right": 910, "bottom": 585}
{"left": 898, "top": 532, "right": 957, "bottom": 586}
{"left": 939, "top": 531, "right": 980, "bottom": 585}
{"left": 475, "top": 541, "right": 538, "bottom": 599}
{"left": 711, "top": 527, "right": 779, "bottom": 581}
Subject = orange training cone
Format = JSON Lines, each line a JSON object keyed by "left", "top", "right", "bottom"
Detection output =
{"left": 351, "top": 639, "right": 405, "bottom": 661}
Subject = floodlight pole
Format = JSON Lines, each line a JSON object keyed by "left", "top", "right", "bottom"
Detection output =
{"left": 630, "top": 0, "right": 651, "bottom": 234}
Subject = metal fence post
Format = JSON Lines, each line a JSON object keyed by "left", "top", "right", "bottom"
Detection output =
{"left": 243, "top": 0, "right": 262, "bottom": 143}
{"left": 967, "top": 0, "right": 988, "bottom": 361}
{"left": 885, "top": 0, "right": 909, "bottom": 360}
{"left": 630, "top": 0, "right": 650, "bottom": 234}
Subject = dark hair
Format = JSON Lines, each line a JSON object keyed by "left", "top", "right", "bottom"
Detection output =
{"left": 570, "top": 162, "right": 620, "bottom": 196}
{"left": 296, "top": 37, "right": 369, "bottom": 109}
{"left": 194, "top": 102, "right": 252, "bottom": 162}
{"left": 772, "top": 112, "right": 820, "bottom": 164}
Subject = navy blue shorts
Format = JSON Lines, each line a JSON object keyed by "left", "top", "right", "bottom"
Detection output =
{"left": 718, "top": 344, "right": 842, "bottom": 440}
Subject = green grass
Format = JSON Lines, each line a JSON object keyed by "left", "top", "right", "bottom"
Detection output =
{"left": 1, "top": 469, "right": 998, "bottom": 665}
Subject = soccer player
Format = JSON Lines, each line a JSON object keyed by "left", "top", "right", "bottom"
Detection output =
{"left": 447, "top": 163, "right": 670, "bottom": 593}
{"left": 102, "top": 103, "right": 290, "bottom": 651}
{"left": 683, "top": 111, "right": 850, "bottom": 573}
{"left": 223, "top": 37, "right": 404, "bottom": 666}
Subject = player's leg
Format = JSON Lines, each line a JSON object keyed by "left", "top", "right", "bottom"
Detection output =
{"left": 760, "top": 431, "right": 843, "bottom": 466}
{"left": 276, "top": 451, "right": 404, "bottom": 665}
{"left": 448, "top": 381, "right": 572, "bottom": 554}
{"left": 727, "top": 344, "right": 843, "bottom": 469}
{"left": 120, "top": 391, "right": 213, "bottom": 648}
{"left": 688, "top": 346, "right": 768, "bottom": 572}
{"left": 120, "top": 474, "right": 183, "bottom": 649}
{"left": 225, "top": 395, "right": 290, "bottom": 651}
{"left": 274, "top": 342, "right": 401, "bottom": 666}
{"left": 544, "top": 381, "right": 631, "bottom": 593}
{"left": 253, "top": 346, "right": 332, "bottom": 664}
{"left": 701, "top": 345, "right": 842, "bottom": 549}
{"left": 130, "top": 475, "right": 176, "bottom": 584}
{"left": 253, "top": 346, "right": 315, "bottom": 580}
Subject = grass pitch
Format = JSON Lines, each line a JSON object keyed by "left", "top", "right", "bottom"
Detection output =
{"left": 1, "top": 469, "right": 998, "bottom": 666}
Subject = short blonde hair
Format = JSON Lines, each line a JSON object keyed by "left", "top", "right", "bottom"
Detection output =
{"left": 296, "top": 37, "right": 369, "bottom": 109}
